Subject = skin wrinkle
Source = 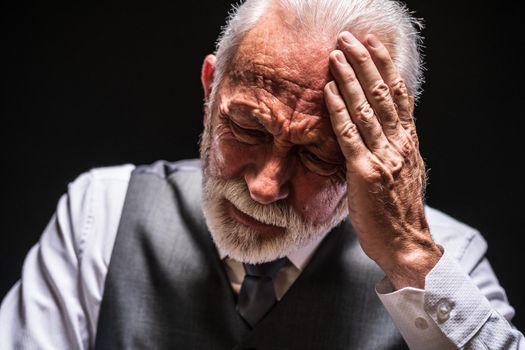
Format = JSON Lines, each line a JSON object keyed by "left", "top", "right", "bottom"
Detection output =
{"left": 205, "top": 61, "right": 349, "bottom": 228}
{"left": 222, "top": 26, "right": 373, "bottom": 164}
{"left": 251, "top": 62, "right": 325, "bottom": 96}
{"left": 219, "top": 76, "right": 343, "bottom": 163}
{"left": 201, "top": 6, "right": 442, "bottom": 284}
{"left": 230, "top": 11, "right": 333, "bottom": 111}
{"left": 227, "top": 69, "right": 325, "bottom": 120}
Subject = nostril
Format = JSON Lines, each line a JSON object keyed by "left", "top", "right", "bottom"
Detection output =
{"left": 249, "top": 191, "right": 272, "bottom": 205}
{"left": 244, "top": 158, "right": 291, "bottom": 204}
{"left": 246, "top": 177, "right": 289, "bottom": 205}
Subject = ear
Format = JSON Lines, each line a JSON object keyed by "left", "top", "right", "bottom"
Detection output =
{"left": 201, "top": 54, "right": 216, "bottom": 102}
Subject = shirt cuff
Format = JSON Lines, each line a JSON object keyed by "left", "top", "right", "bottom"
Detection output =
{"left": 376, "top": 278, "right": 456, "bottom": 349}
{"left": 376, "top": 247, "right": 491, "bottom": 349}
{"left": 423, "top": 246, "right": 492, "bottom": 347}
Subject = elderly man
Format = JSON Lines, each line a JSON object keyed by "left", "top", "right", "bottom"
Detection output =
{"left": 0, "top": 0, "right": 523, "bottom": 349}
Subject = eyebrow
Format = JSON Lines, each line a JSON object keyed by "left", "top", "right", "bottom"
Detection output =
{"left": 225, "top": 100, "right": 344, "bottom": 161}
{"left": 224, "top": 103, "right": 265, "bottom": 126}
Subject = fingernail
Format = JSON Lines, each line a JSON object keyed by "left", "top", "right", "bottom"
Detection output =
{"left": 334, "top": 50, "right": 346, "bottom": 64}
{"left": 328, "top": 82, "right": 340, "bottom": 95}
{"left": 367, "top": 35, "right": 381, "bottom": 48}
{"left": 341, "top": 32, "right": 357, "bottom": 46}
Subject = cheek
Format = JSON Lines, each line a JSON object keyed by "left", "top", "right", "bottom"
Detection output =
{"left": 291, "top": 171, "right": 347, "bottom": 225}
{"left": 207, "top": 127, "right": 259, "bottom": 179}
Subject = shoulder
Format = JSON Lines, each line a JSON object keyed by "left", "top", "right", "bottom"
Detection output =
{"left": 66, "top": 159, "right": 202, "bottom": 244}
{"left": 68, "top": 163, "right": 136, "bottom": 194}
{"left": 62, "top": 163, "right": 136, "bottom": 262}
{"left": 71, "top": 158, "right": 201, "bottom": 186}
{"left": 425, "top": 206, "right": 487, "bottom": 273}
{"left": 128, "top": 160, "right": 203, "bottom": 205}
{"left": 67, "top": 159, "right": 202, "bottom": 213}
{"left": 67, "top": 163, "right": 136, "bottom": 211}
{"left": 133, "top": 159, "right": 202, "bottom": 180}
{"left": 67, "top": 163, "right": 136, "bottom": 227}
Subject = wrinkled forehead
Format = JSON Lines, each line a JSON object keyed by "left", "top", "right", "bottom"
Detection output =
{"left": 226, "top": 14, "right": 335, "bottom": 118}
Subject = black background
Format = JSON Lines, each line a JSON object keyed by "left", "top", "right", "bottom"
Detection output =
{"left": 1, "top": 0, "right": 524, "bottom": 333}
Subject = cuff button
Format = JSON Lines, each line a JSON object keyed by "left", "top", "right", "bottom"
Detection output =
{"left": 436, "top": 300, "right": 452, "bottom": 322}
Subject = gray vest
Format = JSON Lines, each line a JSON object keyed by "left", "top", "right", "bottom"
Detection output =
{"left": 95, "top": 160, "right": 407, "bottom": 349}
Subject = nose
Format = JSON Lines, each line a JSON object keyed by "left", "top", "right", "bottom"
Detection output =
{"left": 244, "top": 154, "right": 291, "bottom": 205}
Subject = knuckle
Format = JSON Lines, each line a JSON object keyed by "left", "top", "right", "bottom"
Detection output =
{"left": 391, "top": 78, "right": 408, "bottom": 97}
{"left": 333, "top": 103, "right": 349, "bottom": 116}
{"left": 355, "top": 101, "right": 374, "bottom": 121}
{"left": 389, "top": 155, "right": 405, "bottom": 175}
{"left": 339, "top": 121, "right": 359, "bottom": 139}
{"left": 340, "top": 70, "right": 357, "bottom": 85}
{"left": 377, "top": 145, "right": 404, "bottom": 175}
{"left": 397, "top": 138, "right": 413, "bottom": 156}
{"left": 354, "top": 50, "right": 371, "bottom": 65}
{"left": 363, "top": 162, "right": 392, "bottom": 186}
{"left": 371, "top": 82, "right": 391, "bottom": 102}
{"left": 364, "top": 167, "right": 383, "bottom": 184}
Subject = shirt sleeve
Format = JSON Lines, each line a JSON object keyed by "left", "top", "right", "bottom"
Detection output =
{"left": 376, "top": 245, "right": 524, "bottom": 349}
{"left": 0, "top": 165, "right": 133, "bottom": 350}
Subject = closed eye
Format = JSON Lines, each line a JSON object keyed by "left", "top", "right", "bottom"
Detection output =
{"left": 227, "top": 117, "right": 270, "bottom": 144}
{"left": 231, "top": 120, "right": 266, "bottom": 137}
{"left": 302, "top": 150, "right": 323, "bottom": 163}
{"left": 299, "top": 148, "right": 341, "bottom": 176}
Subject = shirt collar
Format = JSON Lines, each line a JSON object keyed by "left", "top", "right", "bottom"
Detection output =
{"left": 216, "top": 230, "right": 330, "bottom": 272}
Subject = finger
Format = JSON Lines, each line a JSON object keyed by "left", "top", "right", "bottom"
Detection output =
{"left": 324, "top": 81, "right": 368, "bottom": 161}
{"left": 329, "top": 50, "right": 389, "bottom": 153}
{"left": 364, "top": 34, "right": 415, "bottom": 135}
{"left": 337, "top": 32, "right": 400, "bottom": 140}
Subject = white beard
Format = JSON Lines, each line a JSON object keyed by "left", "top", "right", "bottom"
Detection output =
{"left": 199, "top": 114, "right": 348, "bottom": 264}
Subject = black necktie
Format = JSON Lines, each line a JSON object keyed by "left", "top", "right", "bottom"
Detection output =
{"left": 236, "top": 258, "right": 287, "bottom": 328}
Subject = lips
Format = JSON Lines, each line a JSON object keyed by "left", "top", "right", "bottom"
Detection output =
{"left": 223, "top": 199, "right": 285, "bottom": 236}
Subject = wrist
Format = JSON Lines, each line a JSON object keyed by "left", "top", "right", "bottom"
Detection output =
{"left": 379, "top": 235, "right": 443, "bottom": 290}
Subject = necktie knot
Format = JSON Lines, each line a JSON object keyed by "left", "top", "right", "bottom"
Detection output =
{"left": 243, "top": 257, "right": 287, "bottom": 278}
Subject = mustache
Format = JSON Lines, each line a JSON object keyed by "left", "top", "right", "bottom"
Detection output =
{"left": 205, "top": 176, "right": 296, "bottom": 228}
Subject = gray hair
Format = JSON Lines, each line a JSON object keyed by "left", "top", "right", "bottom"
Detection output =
{"left": 211, "top": 0, "right": 425, "bottom": 105}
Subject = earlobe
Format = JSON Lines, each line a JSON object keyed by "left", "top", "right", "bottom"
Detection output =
{"left": 201, "top": 54, "right": 216, "bottom": 102}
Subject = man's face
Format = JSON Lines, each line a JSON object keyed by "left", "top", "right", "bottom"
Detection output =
{"left": 200, "top": 18, "right": 349, "bottom": 263}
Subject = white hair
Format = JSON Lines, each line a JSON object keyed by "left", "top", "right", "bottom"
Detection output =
{"left": 201, "top": 169, "right": 348, "bottom": 263}
{"left": 211, "top": 0, "right": 425, "bottom": 104}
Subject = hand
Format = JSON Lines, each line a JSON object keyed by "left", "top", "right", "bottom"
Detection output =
{"left": 324, "top": 31, "right": 442, "bottom": 289}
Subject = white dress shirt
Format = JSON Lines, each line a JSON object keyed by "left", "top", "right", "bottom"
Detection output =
{"left": 0, "top": 163, "right": 523, "bottom": 349}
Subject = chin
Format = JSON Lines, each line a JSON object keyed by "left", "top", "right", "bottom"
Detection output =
{"left": 201, "top": 174, "right": 348, "bottom": 264}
